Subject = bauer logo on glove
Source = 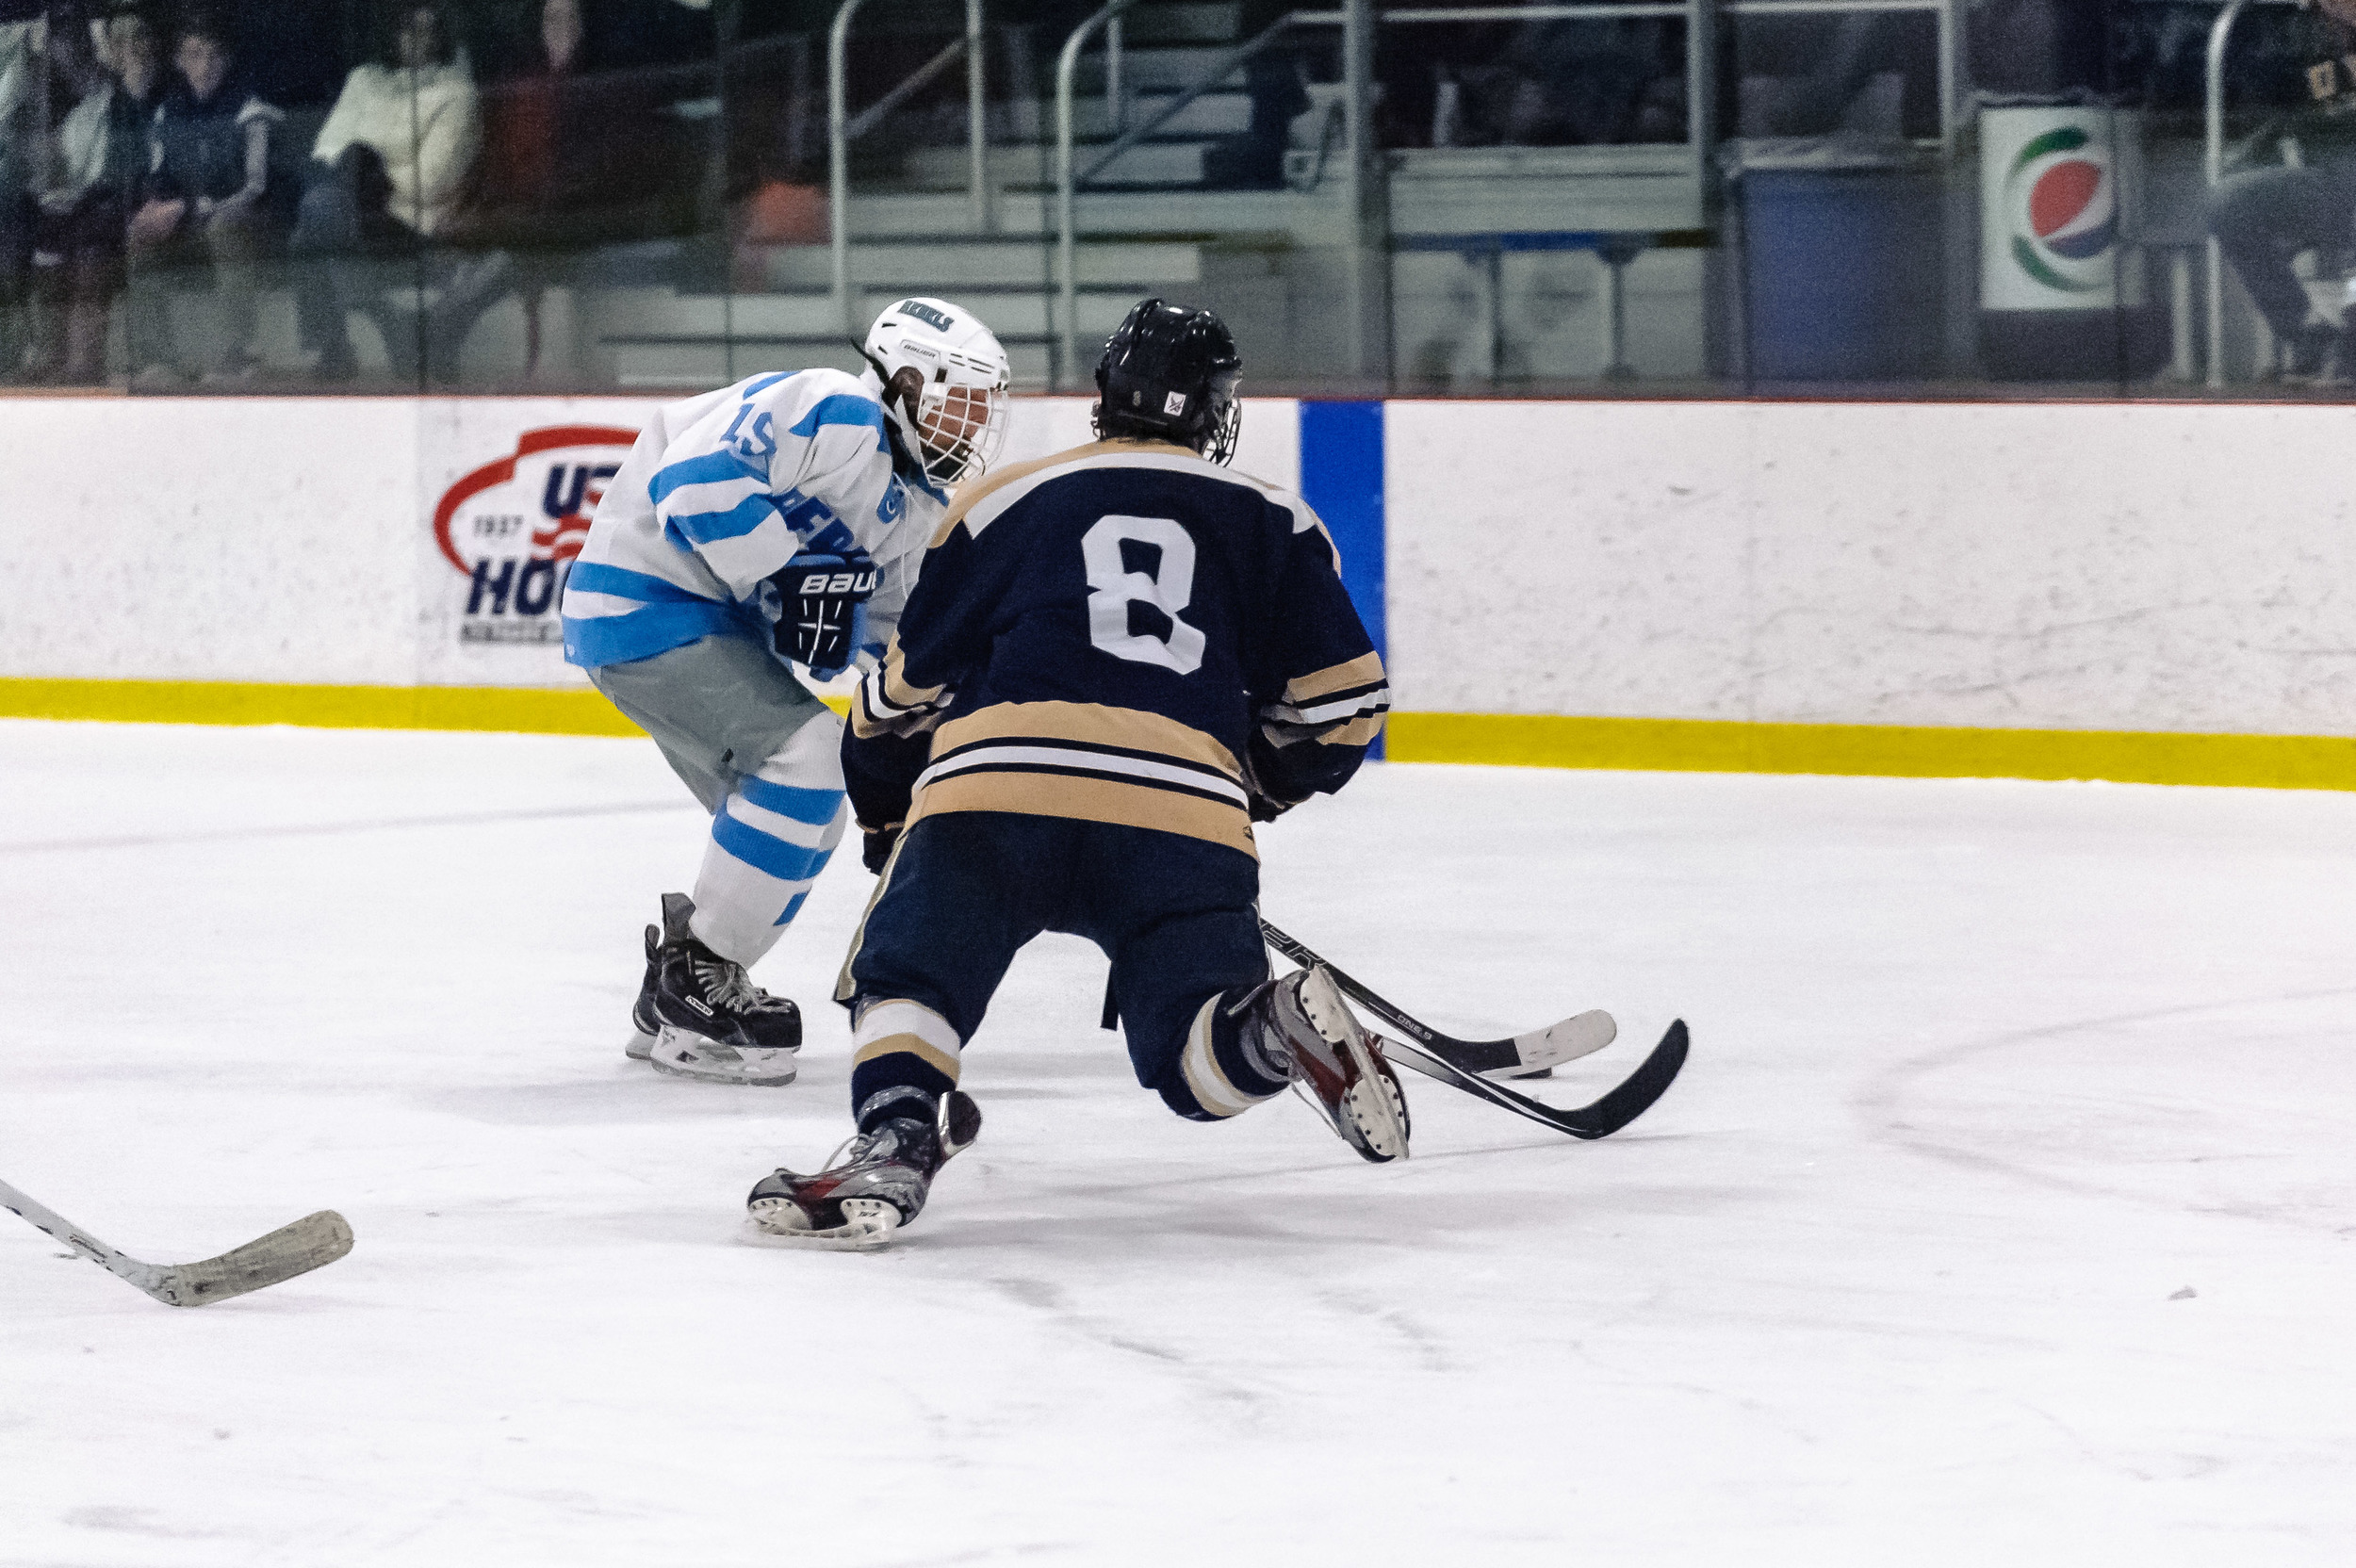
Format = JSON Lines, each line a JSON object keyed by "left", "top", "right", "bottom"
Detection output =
{"left": 798, "top": 568, "right": 876, "bottom": 596}
{"left": 767, "top": 547, "right": 877, "bottom": 679}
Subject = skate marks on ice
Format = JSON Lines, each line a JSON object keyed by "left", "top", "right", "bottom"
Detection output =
{"left": 908, "top": 1127, "right": 1735, "bottom": 1263}
{"left": 979, "top": 1271, "right": 1278, "bottom": 1407}
{"left": 419, "top": 1074, "right": 836, "bottom": 1128}
{"left": 1853, "top": 985, "right": 2356, "bottom": 1233}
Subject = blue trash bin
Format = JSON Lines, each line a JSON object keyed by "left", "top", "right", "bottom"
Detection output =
{"left": 1735, "top": 146, "right": 1945, "bottom": 382}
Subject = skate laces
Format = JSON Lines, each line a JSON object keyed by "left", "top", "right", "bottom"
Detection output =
{"left": 694, "top": 956, "right": 764, "bottom": 1016}
{"left": 823, "top": 1119, "right": 911, "bottom": 1175}
{"left": 815, "top": 1133, "right": 864, "bottom": 1173}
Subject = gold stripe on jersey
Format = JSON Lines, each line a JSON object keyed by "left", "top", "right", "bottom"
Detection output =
{"left": 1285, "top": 651, "right": 1387, "bottom": 706}
{"left": 1319, "top": 712, "right": 1388, "bottom": 748}
{"left": 908, "top": 768, "right": 1258, "bottom": 858}
{"left": 851, "top": 639, "right": 951, "bottom": 740}
{"left": 926, "top": 439, "right": 1159, "bottom": 547}
{"left": 881, "top": 645, "right": 942, "bottom": 710}
{"left": 928, "top": 699, "right": 1243, "bottom": 779}
{"left": 1264, "top": 648, "right": 1391, "bottom": 751}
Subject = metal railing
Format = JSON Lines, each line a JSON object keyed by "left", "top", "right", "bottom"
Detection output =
{"left": 829, "top": 0, "right": 991, "bottom": 335}
{"left": 2198, "top": 0, "right": 2303, "bottom": 387}
{"left": 1055, "top": 1, "right": 1139, "bottom": 388}
{"left": 1055, "top": 1, "right": 1392, "bottom": 385}
{"left": 1051, "top": 0, "right": 1958, "bottom": 385}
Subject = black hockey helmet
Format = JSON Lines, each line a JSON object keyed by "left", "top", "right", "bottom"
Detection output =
{"left": 1091, "top": 299, "right": 1242, "bottom": 466}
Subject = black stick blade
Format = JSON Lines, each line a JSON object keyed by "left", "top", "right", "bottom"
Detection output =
{"left": 1565, "top": 1019, "right": 1688, "bottom": 1139}
{"left": 1375, "top": 1018, "right": 1688, "bottom": 1142}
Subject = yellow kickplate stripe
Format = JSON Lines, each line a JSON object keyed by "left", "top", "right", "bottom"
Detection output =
{"left": 12, "top": 680, "right": 2348, "bottom": 792}
{"left": 0, "top": 678, "right": 851, "bottom": 734}
{"left": 0, "top": 678, "right": 645, "bottom": 735}
{"left": 1385, "top": 711, "right": 2356, "bottom": 793}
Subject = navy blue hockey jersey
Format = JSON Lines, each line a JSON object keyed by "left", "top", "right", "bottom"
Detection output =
{"left": 845, "top": 437, "right": 1389, "bottom": 858}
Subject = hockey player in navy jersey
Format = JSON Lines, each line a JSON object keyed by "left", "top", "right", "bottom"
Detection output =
{"left": 560, "top": 298, "right": 1011, "bottom": 1086}
{"left": 744, "top": 300, "right": 1403, "bottom": 1250}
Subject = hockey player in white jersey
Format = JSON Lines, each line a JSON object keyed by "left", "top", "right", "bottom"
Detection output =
{"left": 560, "top": 298, "right": 1010, "bottom": 1086}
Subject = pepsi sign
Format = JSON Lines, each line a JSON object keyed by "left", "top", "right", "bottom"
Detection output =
{"left": 1979, "top": 107, "right": 2145, "bottom": 313}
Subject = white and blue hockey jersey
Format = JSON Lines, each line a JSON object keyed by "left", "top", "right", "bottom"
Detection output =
{"left": 560, "top": 368, "right": 948, "bottom": 674}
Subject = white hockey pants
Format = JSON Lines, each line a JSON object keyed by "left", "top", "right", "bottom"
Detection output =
{"left": 587, "top": 634, "right": 850, "bottom": 966}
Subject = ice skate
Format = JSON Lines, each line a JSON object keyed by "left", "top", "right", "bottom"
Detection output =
{"left": 629, "top": 893, "right": 802, "bottom": 1086}
{"left": 1246, "top": 966, "right": 1411, "bottom": 1163}
{"left": 742, "top": 1090, "right": 983, "bottom": 1250}
{"left": 625, "top": 920, "right": 662, "bottom": 1060}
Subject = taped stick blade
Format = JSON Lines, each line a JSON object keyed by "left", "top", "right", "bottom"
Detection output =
{"left": 1497, "top": 1008, "right": 1617, "bottom": 1078}
{"left": 148, "top": 1210, "right": 355, "bottom": 1308}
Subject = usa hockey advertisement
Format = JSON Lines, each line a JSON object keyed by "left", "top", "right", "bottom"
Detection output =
{"left": 417, "top": 401, "right": 656, "bottom": 686}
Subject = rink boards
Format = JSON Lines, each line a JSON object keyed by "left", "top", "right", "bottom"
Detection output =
{"left": 4, "top": 393, "right": 2353, "bottom": 790}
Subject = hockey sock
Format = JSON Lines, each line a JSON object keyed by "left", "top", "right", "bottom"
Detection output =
{"left": 1158, "top": 985, "right": 1292, "bottom": 1122}
{"left": 690, "top": 776, "right": 847, "bottom": 963}
{"left": 849, "top": 999, "right": 962, "bottom": 1120}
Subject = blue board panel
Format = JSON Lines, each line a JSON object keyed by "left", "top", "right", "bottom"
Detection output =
{"left": 1297, "top": 400, "right": 1386, "bottom": 760}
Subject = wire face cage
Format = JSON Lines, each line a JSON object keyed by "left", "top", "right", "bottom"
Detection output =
{"left": 915, "top": 368, "right": 1008, "bottom": 486}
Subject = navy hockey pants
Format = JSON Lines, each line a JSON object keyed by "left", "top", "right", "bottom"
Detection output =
{"left": 840, "top": 811, "right": 1288, "bottom": 1123}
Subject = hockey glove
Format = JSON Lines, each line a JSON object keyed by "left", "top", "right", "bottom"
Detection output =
{"left": 1248, "top": 791, "right": 1300, "bottom": 824}
{"left": 769, "top": 548, "right": 877, "bottom": 680}
{"left": 1240, "top": 740, "right": 1306, "bottom": 823}
{"left": 861, "top": 823, "right": 902, "bottom": 874}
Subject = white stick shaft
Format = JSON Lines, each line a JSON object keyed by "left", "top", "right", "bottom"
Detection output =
{"left": 0, "top": 1177, "right": 158, "bottom": 1290}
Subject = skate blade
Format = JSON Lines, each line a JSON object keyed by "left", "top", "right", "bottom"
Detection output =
{"left": 1301, "top": 971, "right": 1408, "bottom": 1161}
{"left": 1339, "top": 1039, "right": 1411, "bottom": 1162}
{"left": 739, "top": 1199, "right": 900, "bottom": 1252}
{"left": 625, "top": 1026, "right": 655, "bottom": 1062}
{"left": 646, "top": 1028, "right": 798, "bottom": 1086}
{"left": 1295, "top": 970, "right": 1409, "bottom": 1161}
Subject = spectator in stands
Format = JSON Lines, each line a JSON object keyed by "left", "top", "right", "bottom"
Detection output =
{"left": 24, "top": 4, "right": 163, "bottom": 384}
{"left": 289, "top": 1, "right": 481, "bottom": 382}
{"left": 462, "top": 0, "right": 688, "bottom": 256}
{"left": 1405, "top": 9, "right": 1684, "bottom": 150}
{"left": 123, "top": 7, "right": 282, "bottom": 385}
{"left": 2206, "top": 0, "right": 2356, "bottom": 383}
{"left": 1, "top": 0, "right": 47, "bottom": 372}
{"left": 402, "top": 0, "right": 684, "bottom": 384}
{"left": 1733, "top": 11, "right": 1932, "bottom": 139}
{"left": 1202, "top": 0, "right": 1309, "bottom": 189}
{"left": 420, "top": 0, "right": 715, "bottom": 383}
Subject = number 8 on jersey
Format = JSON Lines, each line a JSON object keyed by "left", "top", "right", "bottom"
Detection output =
{"left": 1083, "top": 514, "right": 1207, "bottom": 676}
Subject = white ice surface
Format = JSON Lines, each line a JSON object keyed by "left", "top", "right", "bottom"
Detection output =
{"left": 3, "top": 720, "right": 2353, "bottom": 1566}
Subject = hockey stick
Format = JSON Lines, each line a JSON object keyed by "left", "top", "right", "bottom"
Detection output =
{"left": 1, "top": 1179, "right": 352, "bottom": 1307}
{"left": 1258, "top": 920, "right": 1618, "bottom": 1078}
{"left": 1259, "top": 920, "right": 1689, "bottom": 1141}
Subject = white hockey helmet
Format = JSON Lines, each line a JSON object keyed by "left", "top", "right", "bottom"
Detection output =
{"left": 859, "top": 297, "right": 1011, "bottom": 489}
